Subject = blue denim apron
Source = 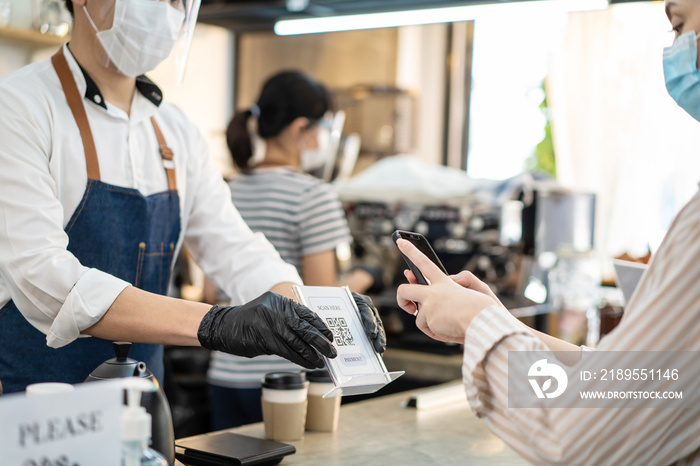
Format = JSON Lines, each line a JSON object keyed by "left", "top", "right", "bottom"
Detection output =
{"left": 0, "top": 49, "right": 181, "bottom": 393}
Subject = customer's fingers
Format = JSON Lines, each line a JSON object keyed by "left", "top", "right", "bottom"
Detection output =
{"left": 449, "top": 270, "right": 498, "bottom": 300}
{"left": 396, "top": 239, "right": 450, "bottom": 285}
{"left": 396, "top": 283, "right": 429, "bottom": 313}
{"left": 404, "top": 269, "right": 419, "bottom": 285}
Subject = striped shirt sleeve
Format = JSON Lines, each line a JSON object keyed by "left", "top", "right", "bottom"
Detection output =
{"left": 297, "top": 181, "right": 353, "bottom": 256}
{"left": 462, "top": 188, "right": 700, "bottom": 465}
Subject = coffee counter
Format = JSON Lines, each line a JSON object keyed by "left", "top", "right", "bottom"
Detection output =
{"left": 201, "top": 381, "right": 528, "bottom": 465}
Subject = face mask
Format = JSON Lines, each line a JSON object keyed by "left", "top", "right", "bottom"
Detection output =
{"left": 663, "top": 30, "right": 700, "bottom": 121}
{"left": 83, "top": 0, "right": 185, "bottom": 77}
{"left": 301, "top": 126, "right": 331, "bottom": 172}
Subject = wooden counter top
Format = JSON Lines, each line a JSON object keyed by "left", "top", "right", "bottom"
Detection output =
{"left": 215, "top": 381, "right": 528, "bottom": 465}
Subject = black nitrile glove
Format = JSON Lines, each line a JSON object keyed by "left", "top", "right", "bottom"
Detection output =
{"left": 197, "top": 291, "right": 337, "bottom": 369}
{"left": 352, "top": 292, "right": 387, "bottom": 353}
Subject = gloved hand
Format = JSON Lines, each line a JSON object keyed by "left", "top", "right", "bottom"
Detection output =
{"left": 352, "top": 292, "right": 387, "bottom": 353}
{"left": 197, "top": 291, "right": 337, "bottom": 369}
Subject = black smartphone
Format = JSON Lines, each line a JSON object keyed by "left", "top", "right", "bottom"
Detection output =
{"left": 392, "top": 230, "right": 448, "bottom": 285}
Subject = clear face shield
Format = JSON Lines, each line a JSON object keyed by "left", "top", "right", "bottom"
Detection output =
{"left": 302, "top": 111, "right": 345, "bottom": 179}
{"left": 169, "top": 0, "right": 202, "bottom": 85}
{"left": 82, "top": 0, "right": 201, "bottom": 85}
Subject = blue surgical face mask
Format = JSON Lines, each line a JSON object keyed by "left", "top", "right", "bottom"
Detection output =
{"left": 664, "top": 30, "right": 700, "bottom": 121}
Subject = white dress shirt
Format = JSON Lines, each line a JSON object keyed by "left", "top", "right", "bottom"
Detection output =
{"left": 0, "top": 45, "right": 301, "bottom": 348}
{"left": 461, "top": 186, "right": 700, "bottom": 465}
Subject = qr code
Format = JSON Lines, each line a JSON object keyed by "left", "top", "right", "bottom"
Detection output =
{"left": 326, "top": 317, "right": 355, "bottom": 347}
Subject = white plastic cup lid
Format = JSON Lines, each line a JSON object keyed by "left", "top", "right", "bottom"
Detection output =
{"left": 26, "top": 382, "right": 75, "bottom": 396}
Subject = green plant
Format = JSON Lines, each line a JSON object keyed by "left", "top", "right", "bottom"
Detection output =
{"left": 525, "top": 79, "right": 556, "bottom": 177}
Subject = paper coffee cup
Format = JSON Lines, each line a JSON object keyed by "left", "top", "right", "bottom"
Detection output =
{"left": 306, "top": 370, "right": 340, "bottom": 432}
{"left": 261, "top": 372, "right": 309, "bottom": 441}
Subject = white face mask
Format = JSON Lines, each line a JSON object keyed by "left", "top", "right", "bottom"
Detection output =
{"left": 83, "top": 0, "right": 185, "bottom": 77}
{"left": 301, "top": 126, "right": 331, "bottom": 172}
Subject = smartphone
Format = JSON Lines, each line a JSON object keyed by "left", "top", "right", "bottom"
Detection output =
{"left": 392, "top": 230, "right": 448, "bottom": 285}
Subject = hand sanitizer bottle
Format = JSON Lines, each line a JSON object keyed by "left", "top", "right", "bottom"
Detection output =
{"left": 122, "top": 378, "right": 168, "bottom": 466}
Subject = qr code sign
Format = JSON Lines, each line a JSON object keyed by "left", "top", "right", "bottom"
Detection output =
{"left": 326, "top": 317, "right": 355, "bottom": 346}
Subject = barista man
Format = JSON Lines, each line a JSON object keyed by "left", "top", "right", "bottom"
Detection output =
{"left": 0, "top": 0, "right": 385, "bottom": 393}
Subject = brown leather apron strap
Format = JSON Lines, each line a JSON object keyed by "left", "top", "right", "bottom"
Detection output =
{"left": 51, "top": 48, "right": 101, "bottom": 181}
{"left": 150, "top": 117, "right": 177, "bottom": 191}
{"left": 51, "top": 48, "right": 177, "bottom": 191}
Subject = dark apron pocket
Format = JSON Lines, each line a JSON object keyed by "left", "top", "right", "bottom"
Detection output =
{"left": 134, "top": 241, "right": 176, "bottom": 295}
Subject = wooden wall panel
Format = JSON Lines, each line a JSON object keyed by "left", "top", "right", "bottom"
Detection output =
{"left": 236, "top": 28, "right": 398, "bottom": 109}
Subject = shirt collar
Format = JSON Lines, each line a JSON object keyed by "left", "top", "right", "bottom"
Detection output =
{"left": 135, "top": 75, "right": 163, "bottom": 107}
{"left": 64, "top": 44, "right": 164, "bottom": 109}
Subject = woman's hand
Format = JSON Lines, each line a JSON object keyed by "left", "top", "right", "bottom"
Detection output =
{"left": 396, "top": 239, "right": 498, "bottom": 344}
{"left": 448, "top": 270, "right": 501, "bottom": 304}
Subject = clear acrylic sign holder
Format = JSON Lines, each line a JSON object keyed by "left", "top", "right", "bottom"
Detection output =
{"left": 292, "top": 285, "right": 404, "bottom": 398}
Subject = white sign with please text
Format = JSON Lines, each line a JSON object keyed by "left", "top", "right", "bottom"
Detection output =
{"left": 0, "top": 380, "right": 123, "bottom": 466}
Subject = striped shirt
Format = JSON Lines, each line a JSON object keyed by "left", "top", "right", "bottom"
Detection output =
{"left": 462, "top": 186, "right": 700, "bottom": 465}
{"left": 208, "top": 167, "right": 353, "bottom": 388}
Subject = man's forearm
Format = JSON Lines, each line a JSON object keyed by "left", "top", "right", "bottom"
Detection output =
{"left": 84, "top": 285, "right": 210, "bottom": 346}
{"left": 270, "top": 282, "right": 299, "bottom": 300}
{"left": 85, "top": 281, "right": 302, "bottom": 346}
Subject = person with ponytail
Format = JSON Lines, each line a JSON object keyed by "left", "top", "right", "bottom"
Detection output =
{"left": 227, "top": 71, "right": 332, "bottom": 174}
{"left": 204, "top": 70, "right": 383, "bottom": 429}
